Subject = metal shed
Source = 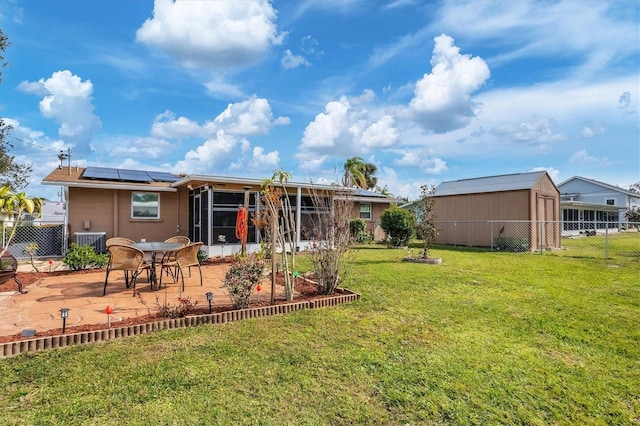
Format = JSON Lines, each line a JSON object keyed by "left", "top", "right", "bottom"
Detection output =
{"left": 433, "top": 171, "right": 561, "bottom": 251}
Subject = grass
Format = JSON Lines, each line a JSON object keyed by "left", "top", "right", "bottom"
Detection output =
{"left": 0, "top": 236, "right": 638, "bottom": 425}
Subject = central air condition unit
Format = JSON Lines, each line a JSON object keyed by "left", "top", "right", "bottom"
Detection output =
{"left": 73, "top": 232, "right": 107, "bottom": 254}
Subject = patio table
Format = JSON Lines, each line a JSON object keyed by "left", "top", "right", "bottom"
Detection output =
{"left": 131, "top": 242, "right": 184, "bottom": 290}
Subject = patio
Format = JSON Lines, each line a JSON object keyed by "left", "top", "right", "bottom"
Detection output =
{"left": 0, "top": 260, "right": 283, "bottom": 339}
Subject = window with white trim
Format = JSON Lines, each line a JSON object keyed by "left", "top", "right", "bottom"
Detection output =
{"left": 606, "top": 199, "right": 615, "bottom": 206}
{"left": 131, "top": 192, "right": 160, "bottom": 219}
{"left": 359, "top": 203, "right": 371, "bottom": 220}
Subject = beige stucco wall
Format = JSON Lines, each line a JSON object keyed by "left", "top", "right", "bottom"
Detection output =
{"left": 351, "top": 201, "right": 389, "bottom": 242}
{"left": 68, "top": 187, "right": 189, "bottom": 244}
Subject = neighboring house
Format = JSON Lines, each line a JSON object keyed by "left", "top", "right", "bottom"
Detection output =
{"left": 557, "top": 176, "right": 640, "bottom": 234}
{"left": 429, "top": 171, "right": 561, "bottom": 251}
{"left": 42, "top": 166, "right": 399, "bottom": 256}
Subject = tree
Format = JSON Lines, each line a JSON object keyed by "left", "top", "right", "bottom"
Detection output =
{"left": 364, "top": 162, "right": 377, "bottom": 189}
{"left": 342, "top": 157, "right": 367, "bottom": 188}
{"left": 414, "top": 185, "right": 439, "bottom": 258}
{"left": 0, "top": 185, "right": 40, "bottom": 257}
{"left": 307, "top": 186, "right": 354, "bottom": 295}
{"left": 342, "top": 157, "right": 378, "bottom": 190}
{"left": 0, "top": 29, "right": 31, "bottom": 190}
{"left": 626, "top": 207, "right": 640, "bottom": 231}
{"left": 629, "top": 182, "right": 640, "bottom": 194}
{"left": 260, "top": 170, "right": 297, "bottom": 301}
{"left": 380, "top": 206, "right": 415, "bottom": 247}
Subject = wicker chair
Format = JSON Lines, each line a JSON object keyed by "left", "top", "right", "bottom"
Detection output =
{"left": 164, "top": 236, "right": 191, "bottom": 245}
{"left": 159, "top": 242, "right": 203, "bottom": 291}
{"left": 0, "top": 252, "right": 26, "bottom": 294}
{"left": 106, "top": 237, "right": 135, "bottom": 247}
{"left": 103, "top": 244, "right": 151, "bottom": 296}
{"left": 160, "top": 236, "right": 191, "bottom": 274}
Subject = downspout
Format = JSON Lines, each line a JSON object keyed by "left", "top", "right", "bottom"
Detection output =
{"left": 113, "top": 190, "right": 118, "bottom": 237}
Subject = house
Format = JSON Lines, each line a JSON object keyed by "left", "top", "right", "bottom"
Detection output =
{"left": 430, "top": 171, "right": 561, "bottom": 251}
{"left": 42, "top": 166, "right": 399, "bottom": 256}
{"left": 557, "top": 176, "right": 640, "bottom": 234}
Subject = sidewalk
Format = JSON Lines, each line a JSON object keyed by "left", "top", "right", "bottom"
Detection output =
{"left": 0, "top": 262, "right": 279, "bottom": 338}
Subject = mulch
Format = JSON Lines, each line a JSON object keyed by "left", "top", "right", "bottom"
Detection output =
{"left": 0, "top": 265, "right": 323, "bottom": 344}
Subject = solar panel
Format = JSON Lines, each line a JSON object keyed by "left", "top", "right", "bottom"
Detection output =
{"left": 83, "top": 167, "right": 119, "bottom": 180}
{"left": 147, "top": 171, "right": 180, "bottom": 183}
{"left": 117, "top": 169, "right": 151, "bottom": 182}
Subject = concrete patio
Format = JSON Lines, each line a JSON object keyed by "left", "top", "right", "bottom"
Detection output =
{"left": 0, "top": 261, "right": 282, "bottom": 338}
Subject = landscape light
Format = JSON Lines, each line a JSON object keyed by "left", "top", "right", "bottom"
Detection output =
{"left": 59, "top": 308, "right": 70, "bottom": 333}
{"left": 206, "top": 292, "right": 213, "bottom": 313}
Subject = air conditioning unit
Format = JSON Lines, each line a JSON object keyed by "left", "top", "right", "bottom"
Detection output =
{"left": 73, "top": 232, "right": 107, "bottom": 254}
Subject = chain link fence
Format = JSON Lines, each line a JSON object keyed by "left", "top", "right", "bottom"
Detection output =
{"left": 1, "top": 222, "right": 67, "bottom": 259}
{"left": 435, "top": 220, "right": 640, "bottom": 260}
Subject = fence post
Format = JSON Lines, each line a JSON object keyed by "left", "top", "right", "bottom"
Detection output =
{"left": 539, "top": 221, "right": 543, "bottom": 254}
{"left": 605, "top": 227, "right": 609, "bottom": 260}
{"left": 490, "top": 221, "right": 494, "bottom": 251}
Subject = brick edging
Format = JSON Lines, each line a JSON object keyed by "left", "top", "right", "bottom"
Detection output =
{"left": 1, "top": 290, "right": 360, "bottom": 359}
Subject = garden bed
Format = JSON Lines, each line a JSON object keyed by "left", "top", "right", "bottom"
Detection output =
{"left": 0, "top": 268, "right": 360, "bottom": 357}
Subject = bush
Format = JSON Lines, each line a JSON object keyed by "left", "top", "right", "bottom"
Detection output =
{"left": 63, "top": 243, "right": 108, "bottom": 271}
{"left": 349, "top": 218, "right": 372, "bottom": 243}
{"left": 381, "top": 206, "right": 415, "bottom": 247}
{"left": 197, "top": 249, "right": 208, "bottom": 263}
{"left": 222, "top": 255, "right": 265, "bottom": 309}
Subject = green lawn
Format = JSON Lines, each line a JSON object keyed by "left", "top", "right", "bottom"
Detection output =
{"left": 1, "top": 240, "right": 638, "bottom": 425}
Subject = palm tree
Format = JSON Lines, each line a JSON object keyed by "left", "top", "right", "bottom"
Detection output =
{"left": 0, "top": 185, "right": 40, "bottom": 258}
{"left": 342, "top": 157, "right": 367, "bottom": 189}
{"left": 364, "top": 163, "right": 378, "bottom": 190}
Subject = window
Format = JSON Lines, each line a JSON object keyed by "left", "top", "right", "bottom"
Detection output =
{"left": 606, "top": 199, "right": 615, "bottom": 206}
{"left": 359, "top": 203, "right": 371, "bottom": 220}
{"left": 131, "top": 192, "right": 160, "bottom": 219}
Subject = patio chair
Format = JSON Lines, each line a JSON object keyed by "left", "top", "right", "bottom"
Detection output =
{"left": 160, "top": 235, "right": 191, "bottom": 274}
{"left": 0, "top": 252, "right": 26, "bottom": 294}
{"left": 159, "top": 242, "right": 203, "bottom": 291}
{"left": 103, "top": 244, "right": 151, "bottom": 296}
{"left": 106, "top": 237, "right": 135, "bottom": 247}
{"left": 164, "top": 236, "right": 191, "bottom": 245}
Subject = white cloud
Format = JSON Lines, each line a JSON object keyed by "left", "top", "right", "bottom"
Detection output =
{"left": 490, "top": 116, "right": 565, "bottom": 145}
{"left": 580, "top": 120, "right": 605, "bottom": 138}
{"left": 569, "top": 149, "right": 612, "bottom": 166}
{"left": 204, "top": 74, "right": 246, "bottom": 100}
{"left": 393, "top": 151, "right": 447, "bottom": 174}
{"left": 151, "top": 97, "right": 283, "bottom": 140}
{"left": 214, "top": 96, "right": 275, "bottom": 136}
{"left": 17, "top": 70, "right": 102, "bottom": 146}
{"left": 406, "top": 34, "right": 490, "bottom": 133}
{"left": 530, "top": 166, "right": 560, "bottom": 181}
{"left": 433, "top": 0, "right": 638, "bottom": 77}
{"left": 230, "top": 146, "right": 280, "bottom": 172}
{"left": 135, "top": 0, "right": 284, "bottom": 69}
{"left": 173, "top": 130, "right": 244, "bottom": 174}
{"left": 151, "top": 111, "right": 208, "bottom": 139}
{"left": 298, "top": 91, "right": 399, "bottom": 164}
{"left": 281, "top": 49, "right": 310, "bottom": 69}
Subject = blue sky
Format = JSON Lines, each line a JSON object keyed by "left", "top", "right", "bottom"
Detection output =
{"left": 1, "top": 0, "right": 638, "bottom": 201}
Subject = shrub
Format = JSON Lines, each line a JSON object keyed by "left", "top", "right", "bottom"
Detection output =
{"left": 155, "top": 296, "right": 198, "bottom": 318}
{"left": 349, "top": 218, "right": 372, "bottom": 243}
{"left": 381, "top": 206, "right": 415, "bottom": 247}
{"left": 197, "top": 249, "right": 208, "bottom": 263}
{"left": 63, "top": 243, "right": 108, "bottom": 271}
{"left": 222, "top": 255, "right": 265, "bottom": 309}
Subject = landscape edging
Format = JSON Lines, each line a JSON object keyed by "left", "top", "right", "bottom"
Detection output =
{"left": 1, "top": 289, "right": 360, "bottom": 359}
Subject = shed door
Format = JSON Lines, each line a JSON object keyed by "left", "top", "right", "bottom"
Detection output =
{"left": 537, "top": 195, "right": 556, "bottom": 249}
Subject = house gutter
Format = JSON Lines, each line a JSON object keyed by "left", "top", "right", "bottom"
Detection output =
{"left": 42, "top": 181, "right": 177, "bottom": 192}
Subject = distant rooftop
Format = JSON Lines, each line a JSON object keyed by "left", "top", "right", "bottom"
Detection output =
{"left": 435, "top": 171, "right": 547, "bottom": 196}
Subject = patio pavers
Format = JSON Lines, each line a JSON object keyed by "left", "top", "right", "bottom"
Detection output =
{"left": 0, "top": 262, "right": 279, "bottom": 338}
